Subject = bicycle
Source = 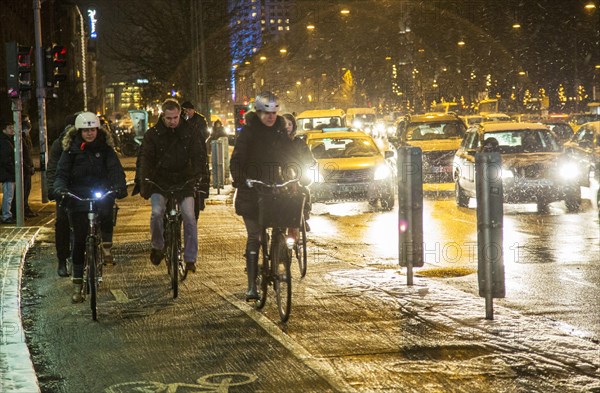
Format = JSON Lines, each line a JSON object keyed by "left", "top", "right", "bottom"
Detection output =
{"left": 62, "top": 190, "right": 116, "bottom": 321}
{"left": 247, "top": 178, "right": 305, "bottom": 323}
{"left": 144, "top": 178, "right": 197, "bottom": 299}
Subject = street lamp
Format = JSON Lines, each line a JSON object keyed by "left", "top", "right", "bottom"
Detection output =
{"left": 340, "top": 9, "right": 350, "bottom": 15}
{"left": 306, "top": 24, "right": 315, "bottom": 30}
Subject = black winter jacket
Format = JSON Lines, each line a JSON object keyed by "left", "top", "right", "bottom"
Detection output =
{"left": 139, "top": 118, "right": 207, "bottom": 200}
{"left": 230, "top": 112, "right": 295, "bottom": 219}
{"left": 46, "top": 126, "right": 71, "bottom": 201}
{"left": 54, "top": 127, "right": 127, "bottom": 212}
{"left": 0, "top": 131, "right": 15, "bottom": 182}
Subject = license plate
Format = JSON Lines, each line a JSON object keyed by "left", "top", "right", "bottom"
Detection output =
{"left": 338, "top": 184, "right": 362, "bottom": 193}
{"left": 432, "top": 166, "right": 451, "bottom": 173}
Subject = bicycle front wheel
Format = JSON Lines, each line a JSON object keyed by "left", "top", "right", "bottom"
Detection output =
{"left": 273, "top": 231, "right": 292, "bottom": 323}
{"left": 85, "top": 237, "right": 98, "bottom": 321}
{"left": 296, "top": 216, "right": 307, "bottom": 278}
{"left": 255, "top": 231, "right": 269, "bottom": 310}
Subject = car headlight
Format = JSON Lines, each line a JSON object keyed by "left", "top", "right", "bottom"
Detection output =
{"left": 374, "top": 164, "right": 392, "bottom": 180}
{"left": 559, "top": 162, "right": 580, "bottom": 179}
{"left": 501, "top": 168, "right": 514, "bottom": 178}
{"left": 352, "top": 119, "right": 363, "bottom": 129}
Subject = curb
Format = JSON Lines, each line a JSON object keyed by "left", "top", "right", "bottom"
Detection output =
{"left": 0, "top": 227, "right": 41, "bottom": 393}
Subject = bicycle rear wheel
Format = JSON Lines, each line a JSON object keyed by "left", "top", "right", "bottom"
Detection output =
{"left": 273, "top": 231, "right": 292, "bottom": 323}
{"left": 296, "top": 216, "right": 307, "bottom": 278}
{"left": 85, "top": 237, "right": 98, "bottom": 321}
{"left": 255, "top": 231, "right": 269, "bottom": 310}
{"left": 169, "top": 222, "right": 179, "bottom": 298}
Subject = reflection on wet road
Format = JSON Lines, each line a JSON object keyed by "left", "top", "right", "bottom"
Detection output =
{"left": 309, "top": 187, "right": 600, "bottom": 341}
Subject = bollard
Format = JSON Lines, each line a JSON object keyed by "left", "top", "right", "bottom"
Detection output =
{"left": 475, "top": 152, "right": 505, "bottom": 320}
{"left": 397, "top": 146, "right": 424, "bottom": 286}
{"left": 211, "top": 139, "right": 225, "bottom": 194}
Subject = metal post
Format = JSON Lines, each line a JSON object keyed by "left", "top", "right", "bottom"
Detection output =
{"left": 33, "top": 0, "right": 49, "bottom": 202}
{"left": 11, "top": 99, "right": 25, "bottom": 227}
{"left": 475, "top": 152, "right": 505, "bottom": 320}
{"left": 198, "top": 0, "right": 210, "bottom": 121}
{"left": 397, "top": 146, "right": 424, "bottom": 285}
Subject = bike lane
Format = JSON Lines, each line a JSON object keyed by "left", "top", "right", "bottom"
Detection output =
{"left": 19, "top": 192, "right": 345, "bottom": 393}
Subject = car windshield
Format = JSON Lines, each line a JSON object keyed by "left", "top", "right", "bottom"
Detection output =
{"left": 309, "top": 137, "right": 379, "bottom": 159}
{"left": 484, "top": 129, "right": 560, "bottom": 153}
{"left": 406, "top": 121, "right": 465, "bottom": 141}
{"left": 298, "top": 117, "right": 343, "bottom": 130}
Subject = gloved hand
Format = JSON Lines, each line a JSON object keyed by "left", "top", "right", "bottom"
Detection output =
{"left": 131, "top": 180, "right": 140, "bottom": 196}
{"left": 196, "top": 177, "right": 210, "bottom": 196}
{"left": 115, "top": 187, "right": 128, "bottom": 199}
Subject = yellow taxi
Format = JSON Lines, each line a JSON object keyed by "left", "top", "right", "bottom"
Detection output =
{"left": 396, "top": 112, "right": 466, "bottom": 183}
{"left": 296, "top": 109, "right": 347, "bottom": 138}
{"left": 305, "top": 131, "right": 396, "bottom": 209}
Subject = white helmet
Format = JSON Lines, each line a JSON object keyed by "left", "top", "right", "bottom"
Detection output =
{"left": 254, "top": 91, "right": 280, "bottom": 112}
{"left": 75, "top": 112, "right": 100, "bottom": 129}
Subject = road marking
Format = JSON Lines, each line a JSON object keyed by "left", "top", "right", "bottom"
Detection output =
{"left": 110, "top": 289, "right": 130, "bottom": 303}
{"left": 202, "top": 280, "right": 358, "bottom": 393}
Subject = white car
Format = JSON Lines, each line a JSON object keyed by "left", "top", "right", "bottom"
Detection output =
{"left": 453, "top": 122, "right": 582, "bottom": 212}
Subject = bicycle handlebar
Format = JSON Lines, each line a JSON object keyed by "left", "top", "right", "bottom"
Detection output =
{"left": 63, "top": 190, "right": 116, "bottom": 202}
{"left": 143, "top": 178, "right": 199, "bottom": 194}
{"left": 246, "top": 178, "right": 300, "bottom": 189}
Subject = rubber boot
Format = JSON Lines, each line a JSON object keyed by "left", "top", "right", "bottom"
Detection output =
{"left": 102, "top": 242, "right": 114, "bottom": 265}
{"left": 57, "top": 259, "right": 69, "bottom": 277}
{"left": 71, "top": 278, "right": 84, "bottom": 303}
{"left": 245, "top": 251, "right": 259, "bottom": 302}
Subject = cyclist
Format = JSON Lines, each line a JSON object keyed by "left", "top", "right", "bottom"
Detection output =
{"left": 139, "top": 99, "right": 208, "bottom": 273}
{"left": 54, "top": 112, "right": 127, "bottom": 303}
{"left": 282, "top": 113, "right": 315, "bottom": 232}
{"left": 230, "top": 92, "right": 295, "bottom": 301}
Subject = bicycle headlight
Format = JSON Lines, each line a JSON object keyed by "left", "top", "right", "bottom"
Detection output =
{"left": 374, "top": 164, "right": 392, "bottom": 180}
{"left": 93, "top": 191, "right": 102, "bottom": 198}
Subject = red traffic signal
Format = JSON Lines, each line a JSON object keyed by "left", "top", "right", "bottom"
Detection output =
{"left": 233, "top": 104, "right": 249, "bottom": 132}
{"left": 52, "top": 45, "right": 67, "bottom": 64}
{"left": 5, "top": 42, "right": 33, "bottom": 98}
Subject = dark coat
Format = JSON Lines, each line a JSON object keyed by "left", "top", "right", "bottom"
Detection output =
{"left": 230, "top": 112, "right": 294, "bottom": 219}
{"left": 0, "top": 131, "right": 15, "bottom": 182}
{"left": 22, "top": 132, "right": 34, "bottom": 177}
{"left": 46, "top": 126, "right": 71, "bottom": 201}
{"left": 187, "top": 112, "right": 210, "bottom": 142}
{"left": 54, "top": 126, "right": 127, "bottom": 212}
{"left": 139, "top": 117, "right": 207, "bottom": 200}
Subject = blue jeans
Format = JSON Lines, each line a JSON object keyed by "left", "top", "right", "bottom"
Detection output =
{"left": 2, "top": 182, "right": 15, "bottom": 221}
{"left": 150, "top": 194, "right": 197, "bottom": 263}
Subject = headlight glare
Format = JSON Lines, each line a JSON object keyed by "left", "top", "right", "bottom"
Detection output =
{"left": 559, "top": 162, "right": 580, "bottom": 179}
{"left": 374, "top": 164, "right": 392, "bottom": 180}
{"left": 501, "top": 168, "right": 514, "bottom": 178}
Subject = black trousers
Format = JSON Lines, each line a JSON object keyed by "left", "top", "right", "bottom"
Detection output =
{"left": 68, "top": 207, "right": 114, "bottom": 278}
{"left": 55, "top": 203, "right": 71, "bottom": 262}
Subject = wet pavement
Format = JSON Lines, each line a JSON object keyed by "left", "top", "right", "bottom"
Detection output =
{"left": 2, "top": 160, "right": 600, "bottom": 392}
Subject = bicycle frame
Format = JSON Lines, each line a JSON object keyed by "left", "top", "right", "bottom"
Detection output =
{"left": 144, "top": 178, "right": 197, "bottom": 298}
{"left": 247, "top": 178, "right": 300, "bottom": 323}
{"left": 64, "top": 190, "right": 115, "bottom": 321}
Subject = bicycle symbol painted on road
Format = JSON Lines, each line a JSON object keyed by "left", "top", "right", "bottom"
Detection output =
{"left": 105, "top": 372, "right": 257, "bottom": 393}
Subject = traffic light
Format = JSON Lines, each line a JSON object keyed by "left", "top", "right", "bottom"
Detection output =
{"left": 5, "top": 41, "right": 33, "bottom": 99}
{"left": 49, "top": 44, "right": 67, "bottom": 86}
{"left": 233, "top": 104, "right": 249, "bottom": 133}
